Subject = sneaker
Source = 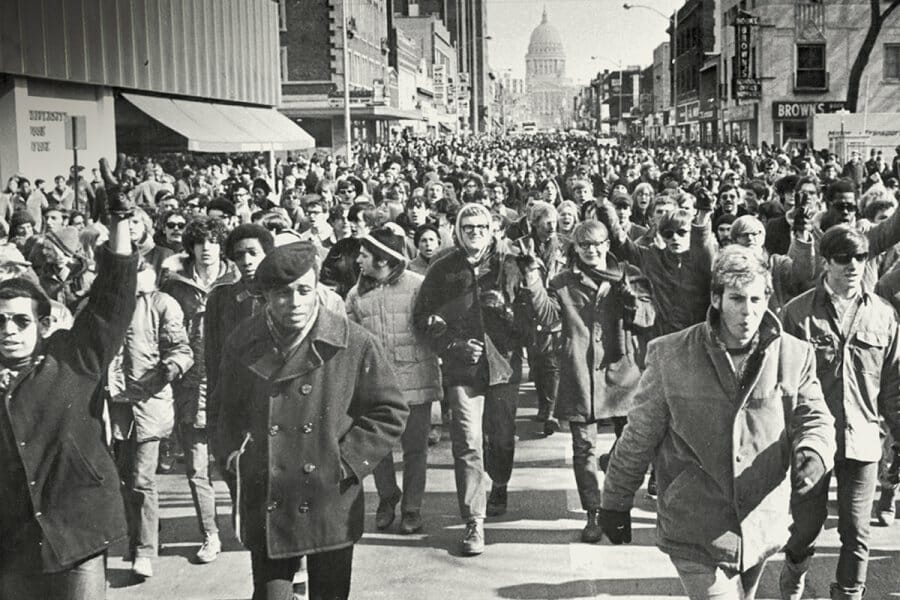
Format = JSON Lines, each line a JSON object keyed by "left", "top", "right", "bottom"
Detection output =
{"left": 427, "top": 425, "right": 442, "bottom": 446}
{"left": 829, "top": 583, "right": 865, "bottom": 600}
{"left": 375, "top": 492, "right": 401, "bottom": 530}
{"left": 779, "top": 554, "right": 810, "bottom": 600}
{"left": 486, "top": 484, "right": 508, "bottom": 517}
{"left": 460, "top": 519, "right": 484, "bottom": 556}
{"left": 132, "top": 556, "right": 153, "bottom": 579}
{"left": 399, "top": 511, "right": 423, "bottom": 534}
{"left": 543, "top": 417, "right": 560, "bottom": 436}
{"left": 195, "top": 532, "right": 221, "bottom": 564}
{"left": 582, "top": 509, "right": 603, "bottom": 543}
{"left": 876, "top": 487, "right": 896, "bottom": 526}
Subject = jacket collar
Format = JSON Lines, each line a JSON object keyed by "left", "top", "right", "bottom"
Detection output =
{"left": 237, "top": 303, "right": 350, "bottom": 382}
{"left": 812, "top": 274, "right": 871, "bottom": 309}
{"left": 161, "top": 253, "right": 239, "bottom": 293}
{"left": 702, "top": 305, "right": 782, "bottom": 354}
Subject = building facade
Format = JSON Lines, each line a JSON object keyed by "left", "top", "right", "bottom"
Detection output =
{"left": 524, "top": 9, "right": 576, "bottom": 130}
{"left": 671, "top": 0, "right": 717, "bottom": 142}
{"left": 0, "top": 0, "right": 301, "bottom": 183}
{"left": 650, "top": 41, "right": 673, "bottom": 140}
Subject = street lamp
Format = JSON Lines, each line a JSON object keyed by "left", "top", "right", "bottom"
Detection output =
{"left": 591, "top": 56, "right": 624, "bottom": 135}
{"left": 622, "top": 3, "right": 670, "bottom": 20}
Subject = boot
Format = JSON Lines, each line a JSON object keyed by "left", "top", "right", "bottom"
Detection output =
{"left": 582, "top": 509, "right": 602, "bottom": 543}
{"left": 375, "top": 491, "right": 401, "bottom": 530}
{"left": 779, "top": 554, "right": 811, "bottom": 600}
{"left": 830, "top": 583, "right": 865, "bottom": 600}
{"left": 876, "top": 486, "right": 896, "bottom": 526}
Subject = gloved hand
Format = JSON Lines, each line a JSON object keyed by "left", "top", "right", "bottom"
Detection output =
{"left": 424, "top": 314, "right": 448, "bottom": 338}
{"left": 694, "top": 186, "right": 716, "bottom": 212}
{"left": 448, "top": 338, "right": 484, "bottom": 365}
{"left": 514, "top": 237, "right": 539, "bottom": 275}
{"left": 792, "top": 207, "right": 810, "bottom": 235}
{"left": 792, "top": 448, "right": 826, "bottom": 495}
{"left": 598, "top": 508, "right": 632, "bottom": 544}
{"left": 99, "top": 157, "right": 135, "bottom": 218}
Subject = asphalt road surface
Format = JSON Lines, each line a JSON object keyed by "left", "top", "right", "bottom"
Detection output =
{"left": 108, "top": 380, "right": 900, "bottom": 599}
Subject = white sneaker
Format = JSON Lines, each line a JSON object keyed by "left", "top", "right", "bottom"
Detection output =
{"left": 195, "top": 532, "right": 221, "bottom": 564}
{"left": 132, "top": 556, "right": 153, "bottom": 578}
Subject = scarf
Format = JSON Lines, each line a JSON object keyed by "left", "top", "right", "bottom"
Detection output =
{"left": 265, "top": 297, "right": 319, "bottom": 358}
{"left": 575, "top": 256, "right": 628, "bottom": 361}
{"left": 0, "top": 353, "right": 36, "bottom": 394}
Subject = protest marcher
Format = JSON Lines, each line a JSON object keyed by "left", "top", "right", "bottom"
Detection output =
{"left": 600, "top": 245, "right": 835, "bottom": 600}
{"left": 211, "top": 242, "right": 407, "bottom": 599}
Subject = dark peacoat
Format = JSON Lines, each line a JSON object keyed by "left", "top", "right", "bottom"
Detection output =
{"left": 211, "top": 306, "right": 407, "bottom": 559}
{"left": 1, "top": 246, "right": 137, "bottom": 571}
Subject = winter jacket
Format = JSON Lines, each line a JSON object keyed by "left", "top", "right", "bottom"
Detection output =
{"left": 0, "top": 247, "right": 137, "bottom": 571}
{"left": 520, "top": 258, "right": 653, "bottom": 422}
{"left": 602, "top": 309, "right": 835, "bottom": 574}
{"left": 211, "top": 307, "right": 407, "bottom": 558}
{"left": 783, "top": 279, "right": 900, "bottom": 462}
{"left": 160, "top": 254, "right": 239, "bottom": 427}
{"left": 413, "top": 243, "right": 525, "bottom": 388}
{"left": 610, "top": 221, "right": 717, "bottom": 337}
{"left": 108, "top": 277, "right": 194, "bottom": 443}
{"left": 346, "top": 270, "right": 441, "bottom": 405}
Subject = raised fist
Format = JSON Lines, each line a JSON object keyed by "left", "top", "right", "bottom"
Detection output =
{"left": 99, "top": 157, "right": 135, "bottom": 218}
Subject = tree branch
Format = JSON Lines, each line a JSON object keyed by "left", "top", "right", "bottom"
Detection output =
{"left": 884, "top": 0, "right": 900, "bottom": 22}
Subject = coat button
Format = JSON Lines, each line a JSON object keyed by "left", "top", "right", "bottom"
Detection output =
{"left": 269, "top": 425, "right": 280, "bottom": 436}
{"left": 300, "top": 384, "right": 313, "bottom": 395}
{"left": 298, "top": 502, "right": 311, "bottom": 513}
{"left": 303, "top": 463, "right": 317, "bottom": 474}
{"left": 34, "top": 512, "right": 42, "bottom": 517}
{"left": 301, "top": 423, "right": 313, "bottom": 434}
{"left": 29, "top": 481, "right": 35, "bottom": 487}
{"left": 266, "top": 501, "right": 278, "bottom": 512}
{"left": 18, "top": 442, "right": 25, "bottom": 447}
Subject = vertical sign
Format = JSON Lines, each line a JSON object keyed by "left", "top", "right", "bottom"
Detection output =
{"left": 434, "top": 64, "right": 446, "bottom": 106}
{"left": 65, "top": 116, "right": 87, "bottom": 150}
{"left": 735, "top": 21, "right": 752, "bottom": 79}
{"left": 733, "top": 12, "right": 761, "bottom": 100}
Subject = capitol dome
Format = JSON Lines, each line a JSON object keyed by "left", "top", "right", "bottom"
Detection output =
{"left": 527, "top": 8, "right": 564, "bottom": 57}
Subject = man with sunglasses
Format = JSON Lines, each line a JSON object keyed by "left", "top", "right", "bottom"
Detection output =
{"left": 780, "top": 225, "right": 900, "bottom": 600}
{"left": 0, "top": 158, "right": 136, "bottom": 598}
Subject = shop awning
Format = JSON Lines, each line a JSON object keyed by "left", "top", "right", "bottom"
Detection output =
{"left": 120, "top": 93, "right": 315, "bottom": 152}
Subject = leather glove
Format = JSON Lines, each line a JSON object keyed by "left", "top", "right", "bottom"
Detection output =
{"left": 694, "top": 186, "right": 715, "bottom": 212}
{"left": 792, "top": 207, "right": 809, "bottom": 235}
{"left": 161, "top": 361, "right": 181, "bottom": 383}
{"left": 448, "top": 338, "right": 484, "bottom": 364}
{"left": 792, "top": 449, "right": 826, "bottom": 495}
{"left": 424, "top": 314, "right": 448, "bottom": 338}
{"left": 598, "top": 508, "right": 632, "bottom": 544}
{"left": 99, "top": 157, "right": 135, "bottom": 218}
{"left": 514, "top": 237, "right": 539, "bottom": 275}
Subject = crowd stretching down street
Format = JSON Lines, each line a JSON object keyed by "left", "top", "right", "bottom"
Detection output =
{"left": 3, "top": 133, "right": 900, "bottom": 600}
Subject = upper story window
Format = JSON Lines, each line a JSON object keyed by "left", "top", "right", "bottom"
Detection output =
{"left": 795, "top": 43, "right": 827, "bottom": 91}
{"left": 885, "top": 44, "right": 900, "bottom": 80}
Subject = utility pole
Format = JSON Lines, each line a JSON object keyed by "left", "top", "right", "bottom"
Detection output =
{"left": 341, "top": 0, "right": 352, "bottom": 164}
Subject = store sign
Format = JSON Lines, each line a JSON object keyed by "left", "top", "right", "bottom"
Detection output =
{"left": 433, "top": 65, "right": 446, "bottom": 105}
{"left": 725, "top": 103, "right": 756, "bottom": 122}
{"left": 734, "top": 78, "right": 761, "bottom": 100}
{"left": 772, "top": 101, "right": 846, "bottom": 119}
{"left": 677, "top": 102, "right": 700, "bottom": 124}
{"left": 735, "top": 20, "right": 752, "bottom": 79}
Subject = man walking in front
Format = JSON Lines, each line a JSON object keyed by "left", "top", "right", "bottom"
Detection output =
{"left": 600, "top": 245, "right": 835, "bottom": 600}
{"left": 212, "top": 242, "right": 407, "bottom": 599}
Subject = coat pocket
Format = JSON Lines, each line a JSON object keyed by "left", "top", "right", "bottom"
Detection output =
{"left": 850, "top": 330, "right": 887, "bottom": 375}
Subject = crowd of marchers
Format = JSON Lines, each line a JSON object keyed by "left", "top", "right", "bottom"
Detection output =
{"left": 0, "top": 136, "right": 900, "bottom": 600}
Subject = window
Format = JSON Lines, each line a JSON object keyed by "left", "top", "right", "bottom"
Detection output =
{"left": 796, "top": 44, "right": 827, "bottom": 90}
{"left": 280, "top": 46, "right": 288, "bottom": 81}
{"left": 886, "top": 44, "right": 900, "bottom": 80}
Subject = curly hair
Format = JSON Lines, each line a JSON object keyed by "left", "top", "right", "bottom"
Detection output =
{"left": 182, "top": 216, "right": 227, "bottom": 260}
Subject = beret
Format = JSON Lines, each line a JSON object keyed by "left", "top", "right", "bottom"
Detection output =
{"left": 254, "top": 241, "right": 318, "bottom": 291}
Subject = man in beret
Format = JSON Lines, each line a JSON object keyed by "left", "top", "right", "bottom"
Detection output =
{"left": 211, "top": 242, "right": 407, "bottom": 600}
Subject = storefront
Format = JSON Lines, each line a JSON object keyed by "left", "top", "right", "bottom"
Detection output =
{"left": 676, "top": 101, "right": 700, "bottom": 142}
{"left": 723, "top": 103, "right": 758, "bottom": 145}
{"left": 771, "top": 101, "right": 845, "bottom": 150}
{"left": 699, "top": 107, "right": 718, "bottom": 146}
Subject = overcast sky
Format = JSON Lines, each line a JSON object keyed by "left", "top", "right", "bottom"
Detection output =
{"left": 485, "top": 0, "right": 683, "bottom": 83}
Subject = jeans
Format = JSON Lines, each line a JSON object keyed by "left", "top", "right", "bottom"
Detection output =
{"left": 446, "top": 383, "right": 518, "bottom": 521}
{"left": 116, "top": 437, "right": 161, "bottom": 558}
{"left": 176, "top": 420, "right": 219, "bottom": 537}
{"left": 528, "top": 344, "right": 559, "bottom": 418}
{"left": 0, "top": 552, "right": 106, "bottom": 600}
{"left": 784, "top": 459, "right": 878, "bottom": 593}
{"left": 569, "top": 422, "right": 602, "bottom": 511}
{"left": 373, "top": 403, "right": 431, "bottom": 512}
{"left": 671, "top": 556, "right": 766, "bottom": 600}
{"left": 250, "top": 546, "right": 353, "bottom": 600}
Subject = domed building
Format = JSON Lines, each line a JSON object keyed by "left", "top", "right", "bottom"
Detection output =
{"left": 524, "top": 8, "right": 576, "bottom": 130}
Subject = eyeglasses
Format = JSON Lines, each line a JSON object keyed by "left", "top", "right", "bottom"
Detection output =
{"left": 830, "top": 252, "right": 868, "bottom": 265}
{"left": 578, "top": 240, "right": 609, "bottom": 250}
{"left": 235, "top": 191, "right": 250, "bottom": 197}
{"left": 834, "top": 202, "right": 857, "bottom": 213}
{"left": 166, "top": 221, "right": 186, "bottom": 230}
{"left": 660, "top": 228, "right": 690, "bottom": 239}
{"left": 0, "top": 313, "right": 34, "bottom": 330}
{"left": 461, "top": 224, "right": 490, "bottom": 234}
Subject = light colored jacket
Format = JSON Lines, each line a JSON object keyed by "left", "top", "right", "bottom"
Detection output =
{"left": 346, "top": 269, "right": 441, "bottom": 405}
{"left": 602, "top": 309, "right": 835, "bottom": 573}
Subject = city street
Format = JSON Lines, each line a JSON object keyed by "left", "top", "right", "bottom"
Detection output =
{"left": 108, "top": 381, "right": 900, "bottom": 600}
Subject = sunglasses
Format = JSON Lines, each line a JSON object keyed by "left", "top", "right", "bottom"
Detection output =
{"left": 660, "top": 228, "right": 690, "bottom": 239}
{"left": 166, "top": 221, "right": 186, "bottom": 230}
{"left": 834, "top": 202, "right": 857, "bottom": 213}
{"left": 830, "top": 252, "right": 868, "bottom": 265}
{"left": 0, "top": 313, "right": 34, "bottom": 330}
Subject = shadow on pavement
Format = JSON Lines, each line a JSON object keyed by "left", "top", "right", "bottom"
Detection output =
{"left": 496, "top": 576, "right": 684, "bottom": 598}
